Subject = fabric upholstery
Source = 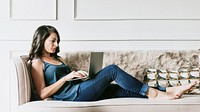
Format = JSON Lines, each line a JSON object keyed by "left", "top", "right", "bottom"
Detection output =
{"left": 59, "top": 51, "right": 90, "bottom": 72}
{"left": 10, "top": 56, "right": 31, "bottom": 105}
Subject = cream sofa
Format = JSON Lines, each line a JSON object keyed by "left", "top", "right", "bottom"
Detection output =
{"left": 10, "top": 50, "right": 200, "bottom": 112}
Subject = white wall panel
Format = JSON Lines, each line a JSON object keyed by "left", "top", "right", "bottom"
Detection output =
{"left": 10, "top": 0, "right": 57, "bottom": 20}
{"left": 75, "top": 0, "right": 200, "bottom": 20}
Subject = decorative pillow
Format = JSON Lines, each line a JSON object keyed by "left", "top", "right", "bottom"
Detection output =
{"left": 144, "top": 66, "right": 200, "bottom": 94}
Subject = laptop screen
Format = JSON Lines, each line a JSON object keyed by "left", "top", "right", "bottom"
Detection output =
{"left": 89, "top": 52, "right": 104, "bottom": 76}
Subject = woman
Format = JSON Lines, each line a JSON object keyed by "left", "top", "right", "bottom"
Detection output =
{"left": 29, "top": 25, "right": 196, "bottom": 101}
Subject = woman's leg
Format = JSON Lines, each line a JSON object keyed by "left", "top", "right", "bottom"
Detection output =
{"left": 74, "top": 64, "right": 149, "bottom": 101}
{"left": 97, "top": 84, "right": 147, "bottom": 100}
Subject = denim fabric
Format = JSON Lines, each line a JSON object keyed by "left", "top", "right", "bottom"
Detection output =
{"left": 74, "top": 64, "right": 157, "bottom": 101}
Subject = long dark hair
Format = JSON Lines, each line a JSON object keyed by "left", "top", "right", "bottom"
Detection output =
{"left": 28, "top": 25, "right": 60, "bottom": 61}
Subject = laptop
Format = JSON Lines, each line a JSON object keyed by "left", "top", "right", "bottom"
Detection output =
{"left": 71, "top": 52, "right": 104, "bottom": 81}
{"left": 88, "top": 52, "right": 104, "bottom": 76}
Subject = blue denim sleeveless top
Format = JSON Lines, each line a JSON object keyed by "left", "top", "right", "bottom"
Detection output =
{"left": 42, "top": 60, "right": 80, "bottom": 101}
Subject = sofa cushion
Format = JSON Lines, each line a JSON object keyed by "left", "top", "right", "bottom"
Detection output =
{"left": 19, "top": 95, "right": 200, "bottom": 112}
{"left": 144, "top": 66, "right": 200, "bottom": 94}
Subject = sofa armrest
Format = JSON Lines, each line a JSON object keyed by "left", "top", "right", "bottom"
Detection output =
{"left": 10, "top": 53, "right": 31, "bottom": 112}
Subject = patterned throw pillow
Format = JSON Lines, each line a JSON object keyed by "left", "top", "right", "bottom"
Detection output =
{"left": 144, "top": 66, "right": 200, "bottom": 94}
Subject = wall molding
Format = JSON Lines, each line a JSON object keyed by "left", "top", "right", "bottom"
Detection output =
{"left": 10, "top": 0, "right": 58, "bottom": 20}
{"left": 74, "top": 0, "right": 200, "bottom": 21}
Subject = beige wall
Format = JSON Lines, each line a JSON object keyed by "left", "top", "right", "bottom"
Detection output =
{"left": 1, "top": 0, "right": 200, "bottom": 112}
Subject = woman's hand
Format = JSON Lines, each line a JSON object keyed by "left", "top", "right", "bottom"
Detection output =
{"left": 77, "top": 70, "right": 88, "bottom": 77}
{"left": 63, "top": 71, "right": 88, "bottom": 81}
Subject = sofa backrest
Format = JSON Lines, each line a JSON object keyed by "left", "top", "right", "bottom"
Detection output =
{"left": 103, "top": 50, "right": 200, "bottom": 82}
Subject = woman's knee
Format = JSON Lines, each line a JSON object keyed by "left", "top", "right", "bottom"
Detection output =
{"left": 106, "top": 64, "right": 120, "bottom": 70}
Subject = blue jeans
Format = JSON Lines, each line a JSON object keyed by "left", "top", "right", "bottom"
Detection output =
{"left": 74, "top": 64, "right": 165, "bottom": 101}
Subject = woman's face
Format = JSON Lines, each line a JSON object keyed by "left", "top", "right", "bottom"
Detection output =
{"left": 43, "top": 33, "right": 59, "bottom": 54}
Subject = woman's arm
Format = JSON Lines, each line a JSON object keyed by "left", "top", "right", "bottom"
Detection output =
{"left": 31, "top": 59, "right": 80, "bottom": 100}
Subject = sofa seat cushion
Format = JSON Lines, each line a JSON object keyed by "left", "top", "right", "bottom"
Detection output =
{"left": 19, "top": 95, "right": 200, "bottom": 112}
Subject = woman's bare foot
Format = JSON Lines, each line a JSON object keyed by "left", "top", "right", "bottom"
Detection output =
{"left": 166, "top": 82, "right": 197, "bottom": 98}
{"left": 146, "top": 88, "right": 179, "bottom": 100}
